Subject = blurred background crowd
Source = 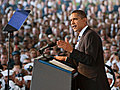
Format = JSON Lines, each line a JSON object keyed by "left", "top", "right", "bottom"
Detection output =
{"left": 0, "top": 0, "right": 120, "bottom": 89}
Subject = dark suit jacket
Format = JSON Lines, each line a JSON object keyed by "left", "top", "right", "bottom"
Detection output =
{"left": 67, "top": 27, "right": 110, "bottom": 90}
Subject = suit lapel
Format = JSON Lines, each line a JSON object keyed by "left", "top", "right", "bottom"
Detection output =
{"left": 76, "top": 26, "right": 90, "bottom": 50}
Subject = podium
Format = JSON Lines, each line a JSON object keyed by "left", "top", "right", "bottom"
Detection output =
{"left": 30, "top": 59, "right": 77, "bottom": 90}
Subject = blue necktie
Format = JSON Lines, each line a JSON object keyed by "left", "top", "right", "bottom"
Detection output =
{"left": 77, "top": 36, "right": 81, "bottom": 42}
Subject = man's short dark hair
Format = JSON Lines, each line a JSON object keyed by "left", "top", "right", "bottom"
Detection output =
{"left": 71, "top": 10, "right": 87, "bottom": 19}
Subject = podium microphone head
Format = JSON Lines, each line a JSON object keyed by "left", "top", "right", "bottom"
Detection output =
{"left": 39, "top": 42, "right": 56, "bottom": 54}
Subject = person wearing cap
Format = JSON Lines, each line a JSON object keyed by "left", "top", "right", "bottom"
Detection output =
{"left": 1, "top": 70, "right": 15, "bottom": 81}
{"left": 1, "top": 70, "right": 16, "bottom": 89}
{"left": 22, "top": 58, "right": 31, "bottom": 69}
{"left": 16, "top": 3, "right": 24, "bottom": 10}
{"left": 18, "top": 0, "right": 27, "bottom": 8}
{"left": 12, "top": 51, "right": 22, "bottom": 68}
{"left": 24, "top": 63, "right": 33, "bottom": 75}
{"left": 24, "top": 25, "right": 31, "bottom": 36}
{"left": 20, "top": 51, "right": 29, "bottom": 63}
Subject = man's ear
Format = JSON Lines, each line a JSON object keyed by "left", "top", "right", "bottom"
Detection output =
{"left": 83, "top": 18, "right": 87, "bottom": 23}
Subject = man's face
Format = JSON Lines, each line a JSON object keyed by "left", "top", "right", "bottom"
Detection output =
{"left": 0, "top": 55, "right": 8, "bottom": 65}
{"left": 70, "top": 13, "right": 86, "bottom": 33}
{"left": 13, "top": 54, "right": 20, "bottom": 61}
{"left": 104, "top": 50, "right": 111, "bottom": 59}
{"left": 30, "top": 51, "right": 37, "bottom": 58}
{"left": 111, "top": 46, "right": 117, "bottom": 53}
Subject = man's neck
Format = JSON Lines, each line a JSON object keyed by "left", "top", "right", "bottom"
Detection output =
{"left": 78, "top": 25, "right": 88, "bottom": 36}
{"left": 78, "top": 24, "right": 87, "bottom": 34}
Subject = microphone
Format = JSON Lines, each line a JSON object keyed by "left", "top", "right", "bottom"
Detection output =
{"left": 39, "top": 42, "right": 56, "bottom": 54}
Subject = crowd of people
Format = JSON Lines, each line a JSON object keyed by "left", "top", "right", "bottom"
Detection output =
{"left": 0, "top": 0, "right": 120, "bottom": 89}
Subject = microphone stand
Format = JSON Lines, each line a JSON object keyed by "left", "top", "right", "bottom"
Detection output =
{"left": 7, "top": 32, "right": 12, "bottom": 90}
{"left": 3, "top": 31, "right": 13, "bottom": 90}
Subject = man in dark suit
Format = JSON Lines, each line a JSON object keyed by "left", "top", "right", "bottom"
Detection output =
{"left": 55, "top": 10, "right": 110, "bottom": 90}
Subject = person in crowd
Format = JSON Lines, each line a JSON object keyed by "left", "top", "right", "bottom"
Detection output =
{"left": 22, "top": 58, "right": 31, "bottom": 69}
{"left": 111, "top": 75, "right": 120, "bottom": 90}
{"left": 110, "top": 44, "right": 118, "bottom": 53}
{"left": 1, "top": 70, "right": 15, "bottom": 90}
{"left": 29, "top": 48, "right": 37, "bottom": 60}
{"left": 104, "top": 48, "right": 111, "bottom": 63}
{"left": 106, "top": 72, "right": 113, "bottom": 86}
{"left": 116, "top": 76, "right": 120, "bottom": 89}
{"left": 12, "top": 51, "right": 22, "bottom": 68}
{"left": 14, "top": 76, "right": 25, "bottom": 89}
{"left": 0, "top": 53, "right": 8, "bottom": 66}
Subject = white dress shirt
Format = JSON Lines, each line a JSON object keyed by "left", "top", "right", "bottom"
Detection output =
{"left": 75, "top": 25, "right": 88, "bottom": 49}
